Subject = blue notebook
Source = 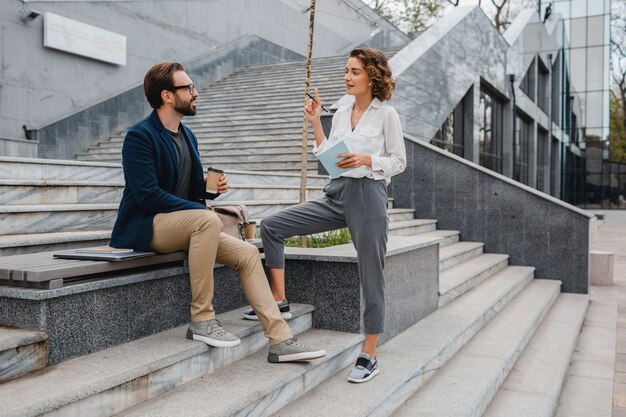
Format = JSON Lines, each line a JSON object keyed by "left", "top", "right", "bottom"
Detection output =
{"left": 316, "top": 140, "right": 354, "bottom": 179}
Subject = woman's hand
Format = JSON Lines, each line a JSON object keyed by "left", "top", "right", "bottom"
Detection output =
{"left": 304, "top": 88, "right": 323, "bottom": 123}
{"left": 335, "top": 153, "right": 372, "bottom": 169}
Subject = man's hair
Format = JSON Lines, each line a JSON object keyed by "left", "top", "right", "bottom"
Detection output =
{"left": 349, "top": 48, "right": 395, "bottom": 101}
{"left": 143, "top": 62, "right": 185, "bottom": 109}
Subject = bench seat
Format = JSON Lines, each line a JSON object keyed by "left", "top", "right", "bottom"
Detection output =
{"left": 0, "top": 240, "right": 262, "bottom": 289}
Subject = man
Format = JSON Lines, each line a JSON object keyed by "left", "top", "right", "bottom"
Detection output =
{"left": 110, "top": 62, "right": 325, "bottom": 363}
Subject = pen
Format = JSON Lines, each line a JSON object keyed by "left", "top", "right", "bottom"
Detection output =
{"left": 305, "top": 92, "right": 330, "bottom": 112}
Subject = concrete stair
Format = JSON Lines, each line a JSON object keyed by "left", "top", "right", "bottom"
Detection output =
{"left": 0, "top": 327, "right": 48, "bottom": 384}
{"left": 271, "top": 267, "right": 536, "bottom": 416}
{"left": 0, "top": 304, "right": 316, "bottom": 417}
{"left": 76, "top": 54, "right": 352, "bottom": 170}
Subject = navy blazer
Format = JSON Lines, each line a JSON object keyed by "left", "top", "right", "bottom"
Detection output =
{"left": 110, "top": 111, "right": 217, "bottom": 250}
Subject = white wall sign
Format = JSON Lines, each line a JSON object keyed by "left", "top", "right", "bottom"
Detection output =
{"left": 44, "top": 12, "right": 126, "bottom": 66}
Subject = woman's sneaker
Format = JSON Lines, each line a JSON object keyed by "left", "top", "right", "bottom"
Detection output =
{"left": 347, "top": 352, "right": 379, "bottom": 383}
{"left": 186, "top": 319, "right": 241, "bottom": 348}
{"left": 267, "top": 337, "right": 326, "bottom": 363}
{"left": 242, "top": 299, "right": 292, "bottom": 320}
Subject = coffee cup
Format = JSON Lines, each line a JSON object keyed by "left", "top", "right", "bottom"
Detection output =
{"left": 244, "top": 221, "right": 257, "bottom": 240}
{"left": 206, "top": 167, "right": 224, "bottom": 194}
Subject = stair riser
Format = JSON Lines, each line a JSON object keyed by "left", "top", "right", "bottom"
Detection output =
{"left": 202, "top": 154, "right": 316, "bottom": 163}
{"left": 0, "top": 340, "right": 48, "bottom": 384}
{"left": 0, "top": 210, "right": 118, "bottom": 235}
{"left": 227, "top": 172, "right": 328, "bottom": 187}
{"left": 0, "top": 238, "right": 111, "bottom": 257}
{"left": 0, "top": 185, "right": 123, "bottom": 205}
{"left": 200, "top": 85, "right": 345, "bottom": 100}
{"left": 367, "top": 270, "right": 536, "bottom": 417}
{"left": 0, "top": 162, "right": 122, "bottom": 182}
{"left": 452, "top": 287, "right": 561, "bottom": 417}
{"left": 239, "top": 341, "right": 362, "bottom": 417}
{"left": 388, "top": 211, "right": 415, "bottom": 222}
{"left": 439, "top": 258, "right": 509, "bottom": 308}
{"left": 388, "top": 223, "right": 437, "bottom": 236}
{"left": 223, "top": 188, "right": 324, "bottom": 201}
{"left": 440, "top": 246, "right": 484, "bottom": 271}
{"left": 201, "top": 162, "right": 317, "bottom": 171}
{"left": 42, "top": 314, "right": 313, "bottom": 417}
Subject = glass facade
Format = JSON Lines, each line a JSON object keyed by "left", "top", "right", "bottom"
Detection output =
{"left": 432, "top": 98, "right": 465, "bottom": 157}
{"left": 537, "top": 128, "right": 548, "bottom": 192}
{"left": 538, "top": 59, "right": 549, "bottom": 113}
{"left": 514, "top": 112, "right": 531, "bottom": 185}
{"left": 520, "top": 58, "right": 535, "bottom": 101}
{"left": 479, "top": 87, "right": 504, "bottom": 173}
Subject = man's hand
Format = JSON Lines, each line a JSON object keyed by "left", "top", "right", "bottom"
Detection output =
{"left": 217, "top": 174, "right": 229, "bottom": 194}
{"left": 335, "top": 153, "right": 372, "bottom": 169}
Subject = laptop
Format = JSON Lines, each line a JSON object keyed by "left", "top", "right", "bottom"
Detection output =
{"left": 53, "top": 247, "right": 156, "bottom": 262}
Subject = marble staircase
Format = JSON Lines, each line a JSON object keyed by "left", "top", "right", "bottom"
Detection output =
{"left": 75, "top": 55, "right": 352, "bottom": 173}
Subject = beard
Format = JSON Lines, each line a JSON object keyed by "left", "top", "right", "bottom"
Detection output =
{"left": 174, "top": 95, "right": 197, "bottom": 116}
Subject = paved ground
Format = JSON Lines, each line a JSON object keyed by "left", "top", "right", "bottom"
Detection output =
{"left": 589, "top": 211, "right": 626, "bottom": 417}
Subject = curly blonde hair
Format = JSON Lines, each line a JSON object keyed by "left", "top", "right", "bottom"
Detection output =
{"left": 349, "top": 48, "right": 395, "bottom": 101}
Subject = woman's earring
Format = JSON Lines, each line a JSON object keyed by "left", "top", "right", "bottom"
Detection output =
{"left": 368, "top": 82, "right": 372, "bottom": 86}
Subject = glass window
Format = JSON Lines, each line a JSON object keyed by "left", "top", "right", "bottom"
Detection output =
{"left": 537, "top": 128, "right": 548, "bottom": 192}
{"left": 551, "top": 138, "right": 560, "bottom": 197}
{"left": 432, "top": 90, "right": 467, "bottom": 157}
{"left": 479, "top": 86, "right": 504, "bottom": 173}
{"left": 552, "top": 54, "right": 561, "bottom": 127}
{"left": 538, "top": 59, "right": 549, "bottom": 113}
{"left": 520, "top": 58, "right": 536, "bottom": 101}
{"left": 514, "top": 112, "right": 531, "bottom": 185}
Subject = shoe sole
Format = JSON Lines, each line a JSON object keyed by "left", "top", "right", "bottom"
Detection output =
{"left": 267, "top": 349, "right": 327, "bottom": 363}
{"left": 348, "top": 367, "right": 380, "bottom": 383}
{"left": 186, "top": 329, "right": 241, "bottom": 348}
{"left": 243, "top": 311, "right": 293, "bottom": 321}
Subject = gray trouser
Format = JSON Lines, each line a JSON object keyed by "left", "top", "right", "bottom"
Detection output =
{"left": 261, "top": 177, "right": 389, "bottom": 334}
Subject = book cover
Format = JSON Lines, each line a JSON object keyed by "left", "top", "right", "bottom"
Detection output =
{"left": 316, "top": 140, "right": 354, "bottom": 179}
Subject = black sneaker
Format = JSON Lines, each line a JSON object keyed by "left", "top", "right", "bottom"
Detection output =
{"left": 347, "top": 352, "right": 379, "bottom": 383}
{"left": 242, "top": 299, "right": 292, "bottom": 320}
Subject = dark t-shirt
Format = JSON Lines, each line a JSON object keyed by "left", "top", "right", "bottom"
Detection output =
{"left": 167, "top": 127, "right": 192, "bottom": 200}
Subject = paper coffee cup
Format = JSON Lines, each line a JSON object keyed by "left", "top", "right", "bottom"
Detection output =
{"left": 244, "top": 221, "right": 257, "bottom": 240}
{"left": 206, "top": 167, "right": 224, "bottom": 194}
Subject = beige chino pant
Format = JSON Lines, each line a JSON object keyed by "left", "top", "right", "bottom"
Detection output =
{"left": 149, "top": 209, "right": 292, "bottom": 345}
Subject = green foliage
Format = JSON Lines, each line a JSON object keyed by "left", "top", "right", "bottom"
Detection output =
{"left": 284, "top": 228, "right": 352, "bottom": 248}
{"left": 610, "top": 97, "right": 626, "bottom": 162}
{"left": 365, "top": 0, "right": 445, "bottom": 33}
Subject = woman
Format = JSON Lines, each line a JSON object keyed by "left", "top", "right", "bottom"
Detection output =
{"left": 246, "top": 48, "right": 406, "bottom": 383}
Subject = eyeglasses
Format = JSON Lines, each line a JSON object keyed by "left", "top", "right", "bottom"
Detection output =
{"left": 169, "top": 84, "right": 197, "bottom": 95}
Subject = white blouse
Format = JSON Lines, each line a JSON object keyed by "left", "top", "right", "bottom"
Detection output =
{"left": 313, "top": 98, "right": 406, "bottom": 185}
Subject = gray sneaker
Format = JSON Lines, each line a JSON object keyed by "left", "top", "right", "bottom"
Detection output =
{"left": 347, "top": 352, "right": 379, "bottom": 383}
{"left": 267, "top": 337, "right": 326, "bottom": 363}
{"left": 186, "top": 319, "right": 241, "bottom": 348}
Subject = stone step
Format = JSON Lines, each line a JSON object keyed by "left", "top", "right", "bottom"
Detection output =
{"left": 209, "top": 199, "right": 301, "bottom": 219}
{"left": 270, "top": 266, "right": 536, "bottom": 417}
{"left": 416, "top": 230, "right": 460, "bottom": 247}
{"left": 0, "top": 204, "right": 119, "bottom": 235}
{"left": 438, "top": 253, "right": 510, "bottom": 307}
{"left": 0, "top": 180, "right": 124, "bottom": 205}
{"left": 482, "top": 293, "right": 589, "bottom": 417}
{"left": 0, "top": 327, "right": 48, "bottom": 383}
{"left": 201, "top": 153, "right": 317, "bottom": 164}
{"left": 202, "top": 160, "right": 318, "bottom": 172}
{"left": 388, "top": 219, "right": 437, "bottom": 236}
{"left": 439, "top": 241, "right": 485, "bottom": 271}
{"left": 226, "top": 170, "right": 328, "bottom": 187}
{"left": 214, "top": 66, "right": 344, "bottom": 82}
{"left": 199, "top": 85, "right": 345, "bottom": 101}
{"left": 0, "top": 304, "right": 314, "bottom": 417}
{"left": 392, "top": 280, "right": 561, "bottom": 417}
{"left": 118, "top": 329, "right": 363, "bottom": 417}
{"left": 0, "top": 230, "right": 112, "bottom": 256}
{"left": 223, "top": 184, "right": 325, "bottom": 202}
{"left": 0, "top": 157, "right": 123, "bottom": 182}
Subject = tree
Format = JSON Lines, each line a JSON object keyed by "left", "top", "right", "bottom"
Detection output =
{"left": 610, "top": 0, "right": 626, "bottom": 162}
{"left": 363, "top": 0, "right": 447, "bottom": 33}
{"left": 365, "top": 0, "right": 536, "bottom": 34}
